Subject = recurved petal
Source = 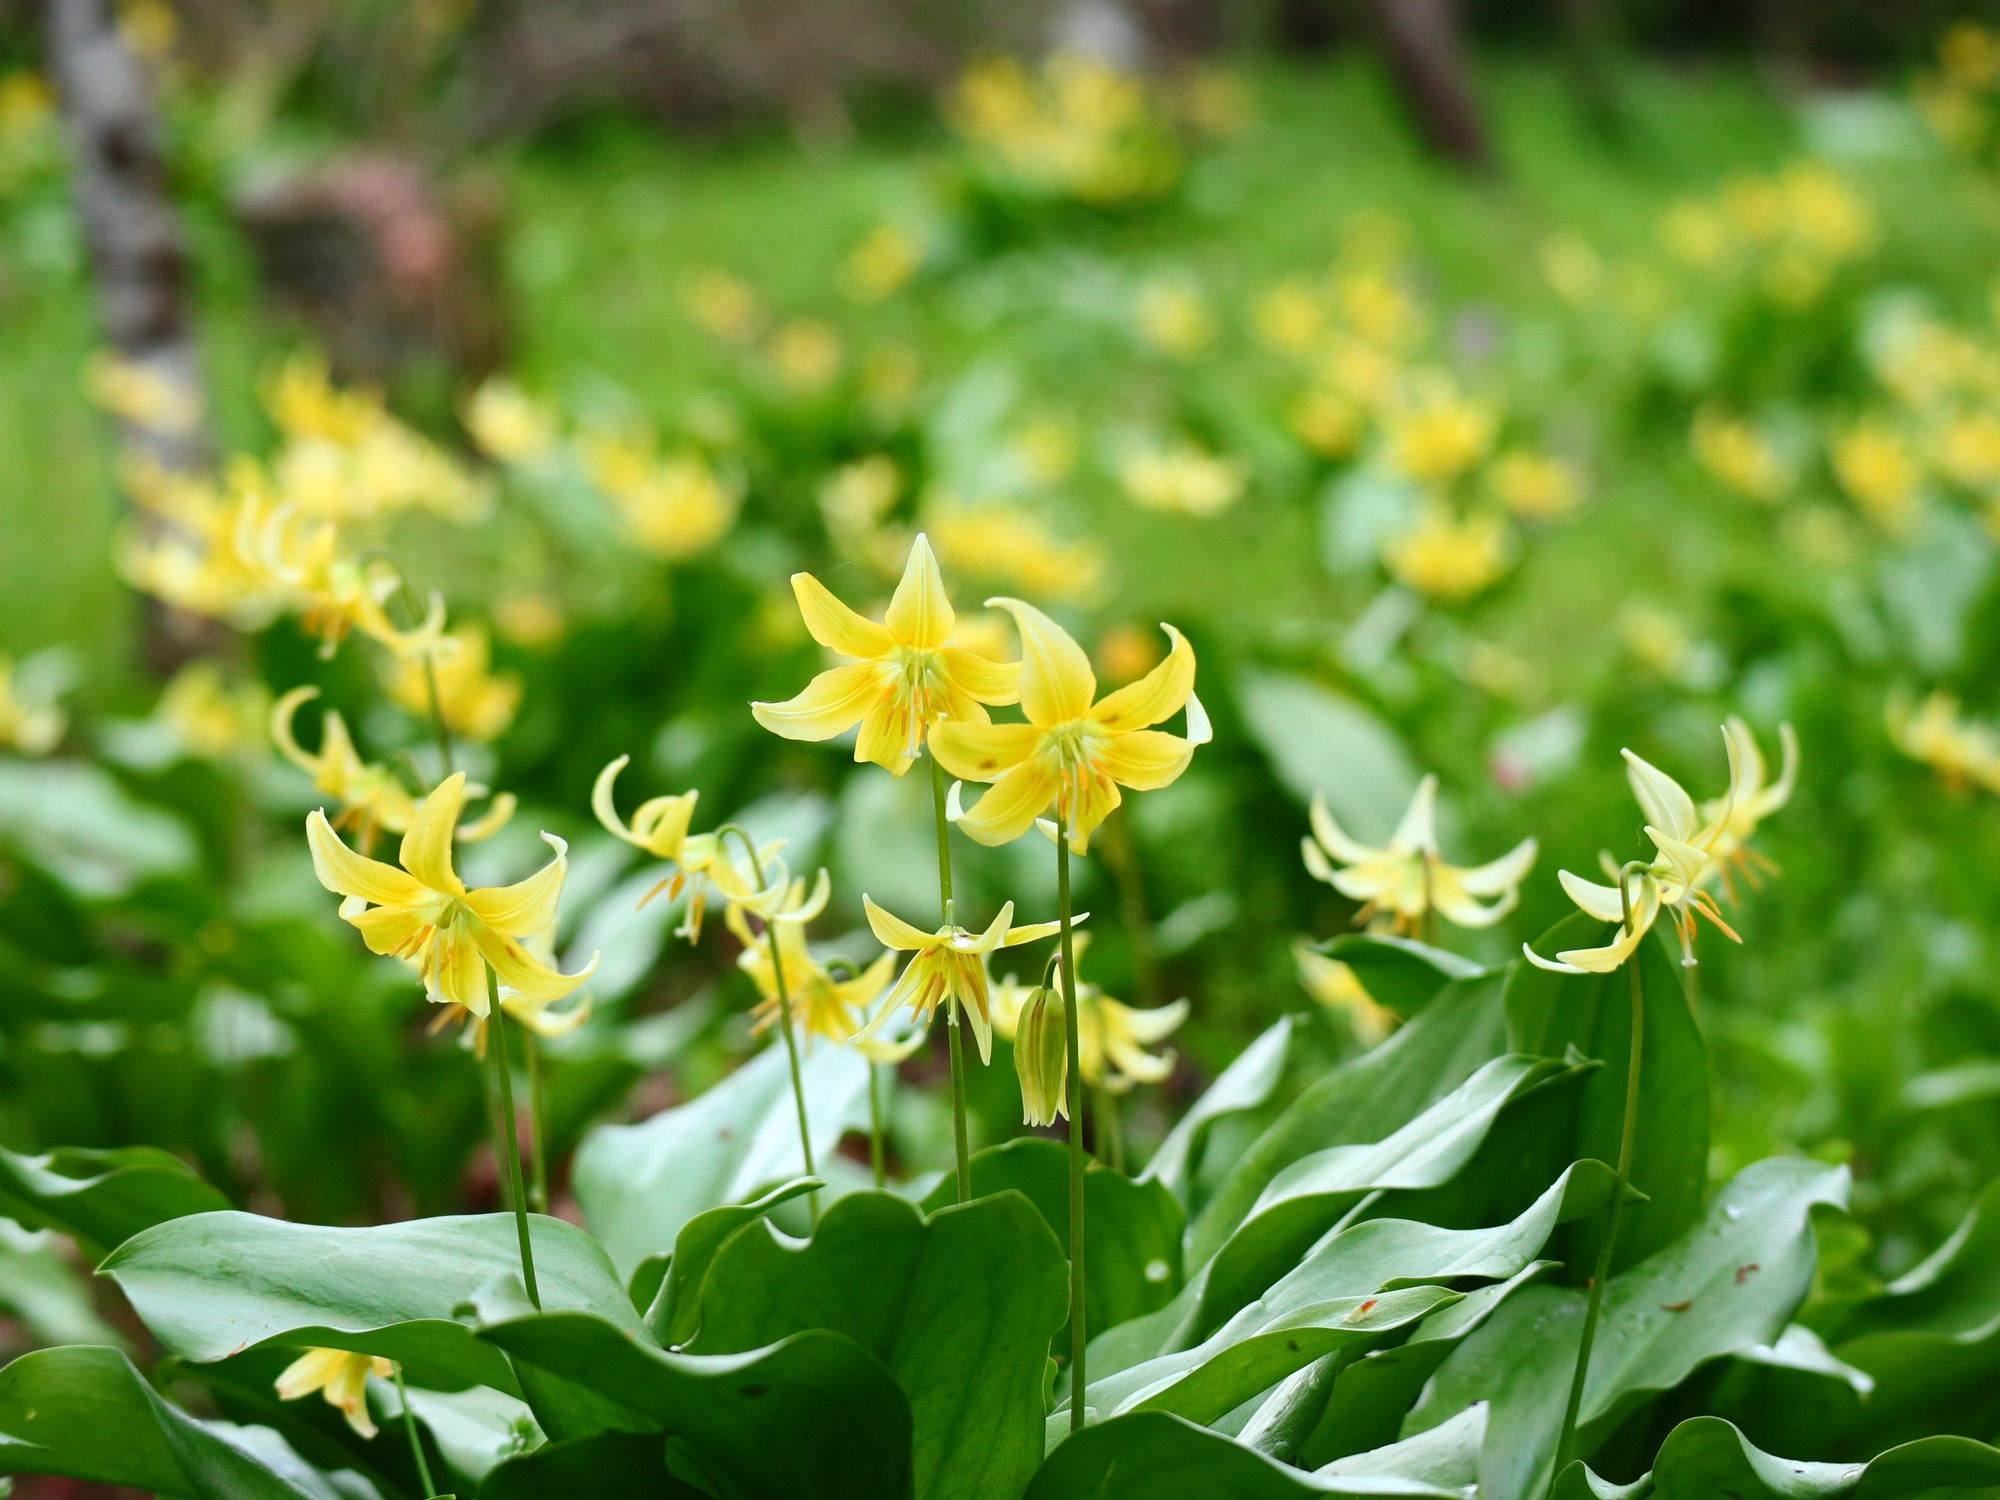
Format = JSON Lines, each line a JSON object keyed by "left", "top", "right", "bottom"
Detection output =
{"left": 476, "top": 925, "right": 597, "bottom": 1004}
{"left": 1098, "top": 728, "right": 1194, "bottom": 791}
{"left": 271, "top": 685, "right": 322, "bottom": 774}
{"left": 1557, "top": 868, "right": 1629, "bottom": 923}
{"left": 752, "top": 662, "right": 886, "bottom": 743}
{"left": 929, "top": 720, "right": 1041, "bottom": 783}
{"left": 936, "top": 646, "right": 1021, "bottom": 706}
{"left": 854, "top": 697, "right": 919, "bottom": 775}
{"left": 1308, "top": 794, "right": 1382, "bottom": 866}
{"left": 1429, "top": 870, "right": 1516, "bottom": 929}
{"left": 1386, "top": 776, "right": 1439, "bottom": 856}
{"left": 308, "top": 809, "right": 426, "bottom": 906}
{"left": 955, "top": 762, "right": 1061, "bottom": 848}
{"left": 774, "top": 867, "right": 831, "bottom": 924}
{"left": 401, "top": 772, "right": 468, "bottom": 895}
{"left": 1455, "top": 836, "right": 1538, "bottom": 897}
{"left": 1088, "top": 624, "right": 1194, "bottom": 733}
{"left": 864, "top": 894, "right": 937, "bottom": 952}
{"left": 1623, "top": 749, "right": 1697, "bottom": 843}
{"left": 988, "top": 597, "right": 1095, "bottom": 726}
{"left": 465, "top": 833, "right": 569, "bottom": 937}
{"left": 792, "top": 571, "right": 895, "bottom": 659}
{"left": 1110, "top": 996, "right": 1189, "bottom": 1045}
{"left": 884, "top": 533, "right": 954, "bottom": 650}
{"left": 591, "top": 755, "right": 642, "bottom": 846}
{"left": 1000, "top": 915, "right": 1067, "bottom": 946}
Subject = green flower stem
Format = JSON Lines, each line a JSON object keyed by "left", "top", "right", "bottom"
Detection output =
{"left": 486, "top": 979, "right": 541, "bottom": 1311}
{"left": 1055, "top": 808, "right": 1087, "bottom": 1434}
{"left": 867, "top": 1060, "right": 886, "bottom": 1190}
{"left": 524, "top": 1029, "right": 549, "bottom": 1214}
{"left": 1095, "top": 1082, "right": 1124, "bottom": 1174}
{"left": 929, "top": 751, "right": 971, "bottom": 1203}
{"left": 1552, "top": 864, "right": 1648, "bottom": 1485}
{"left": 391, "top": 1365, "right": 438, "bottom": 1498}
{"left": 422, "top": 654, "right": 454, "bottom": 776}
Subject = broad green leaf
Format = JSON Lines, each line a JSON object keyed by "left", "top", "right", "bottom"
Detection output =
{"left": 1142, "top": 1016, "right": 1292, "bottom": 1210}
{"left": 574, "top": 1039, "right": 871, "bottom": 1278}
{"left": 646, "top": 1176, "right": 822, "bottom": 1346}
{"left": 920, "top": 1139, "right": 1184, "bottom": 1337}
{"left": 691, "top": 1189, "right": 1068, "bottom": 1500}
{"left": 0, "top": 1216, "right": 125, "bottom": 1346}
{"left": 480, "top": 1313, "right": 913, "bottom": 1499}
{"left": 102, "top": 1210, "right": 641, "bottom": 1393}
{"left": 1189, "top": 972, "right": 1509, "bottom": 1269}
{"left": 1023, "top": 1409, "right": 1469, "bottom": 1499}
{"left": 1552, "top": 1416, "right": 2000, "bottom": 1500}
{"left": 0, "top": 759, "right": 197, "bottom": 897}
{"left": 1408, "top": 1157, "right": 1850, "bottom": 1500}
{"left": 1235, "top": 671, "right": 1419, "bottom": 842}
{"left": 0, "top": 1344, "right": 359, "bottom": 1499}
{"left": 478, "top": 1431, "right": 705, "bottom": 1499}
{"left": 1321, "top": 934, "right": 1485, "bottom": 1020}
{"left": 1507, "top": 918, "right": 1709, "bottom": 1274}
{"left": 0, "top": 1143, "right": 229, "bottom": 1262}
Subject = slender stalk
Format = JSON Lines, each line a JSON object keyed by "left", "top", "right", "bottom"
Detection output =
{"left": 1552, "top": 867, "right": 1648, "bottom": 1483}
{"left": 523, "top": 1029, "right": 549, "bottom": 1213}
{"left": 868, "top": 1060, "right": 886, "bottom": 1190}
{"left": 929, "top": 752, "right": 971, "bottom": 1201}
{"left": 1095, "top": 1083, "right": 1124, "bottom": 1174}
{"left": 486, "top": 981, "right": 540, "bottom": 1310}
{"left": 1056, "top": 809, "right": 1087, "bottom": 1433}
{"left": 392, "top": 1365, "right": 438, "bottom": 1498}
{"left": 422, "top": 654, "right": 454, "bottom": 775}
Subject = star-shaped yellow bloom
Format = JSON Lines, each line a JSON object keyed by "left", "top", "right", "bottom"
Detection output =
{"left": 1527, "top": 734, "right": 1745, "bottom": 975}
{"left": 931, "top": 600, "right": 1209, "bottom": 854}
{"left": 852, "top": 896, "right": 1064, "bottom": 1062}
{"left": 727, "top": 873, "right": 896, "bottom": 1047}
{"left": 1302, "top": 775, "right": 1537, "bottom": 934}
{"left": 591, "top": 754, "right": 785, "bottom": 941}
{"left": 751, "top": 533, "right": 1020, "bottom": 775}
{"left": 308, "top": 771, "right": 598, "bottom": 1017}
{"left": 275, "top": 1348, "right": 394, "bottom": 1439}
{"left": 1699, "top": 716, "right": 1797, "bottom": 896}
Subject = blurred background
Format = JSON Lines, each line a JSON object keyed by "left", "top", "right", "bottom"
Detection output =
{"left": 6, "top": 0, "right": 2000, "bottom": 1371}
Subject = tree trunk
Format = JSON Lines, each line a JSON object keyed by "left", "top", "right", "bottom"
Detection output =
{"left": 1356, "top": 0, "right": 1489, "bottom": 169}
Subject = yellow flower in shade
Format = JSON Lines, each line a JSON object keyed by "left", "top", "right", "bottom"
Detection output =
{"left": 1289, "top": 386, "right": 1364, "bottom": 460}
{"left": 1935, "top": 412, "right": 2000, "bottom": 492}
{"left": 992, "top": 933, "right": 1185, "bottom": 1096}
{"left": 246, "top": 507, "right": 442, "bottom": 659}
{"left": 1832, "top": 423, "right": 1922, "bottom": 534}
{"left": 307, "top": 772, "right": 598, "bottom": 1018}
{"left": 752, "top": 533, "right": 1022, "bottom": 775}
{"left": 1700, "top": 716, "right": 1798, "bottom": 897}
{"left": 1490, "top": 450, "right": 1583, "bottom": 521}
{"left": 852, "top": 897, "right": 1064, "bottom": 1062}
{"left": 769, "top": 319, "right": 843, "bottom": 394}
{"left": 1302, "top": 775, "right": 1537, "bottom": 935}
{"left": 1692, "top": 408, "right": 1790, "bottom": 503}
{"left": 1134, "top": 277, "right": 1215, "bottom": 357}
{"left": 389, "top": 626, "right": 522, "bottom": 743}
{"left": 1526, "top": 735, "right": 1746, "bottom": 975}
{"left": 583, "top": 433, "right": 739, "bottom": 561}
{"left": 728, "top": 874, "right": 895, "bottom": 1046}
{"left": 464, "top": 379, "right": 558, "bottom": 465}
{"left": 590, "top": 754, "right": 785, "bottom": 941}
{"left": 932, "top": 602, "right": 1209, "bottom": 854}
{"left": 1292, "top": 940, "right": 1395, "bottom": 1046}
{"left": 685, "top": 270, "right": 764, "bottom": 344}
{"left": 1386, "top": 389, "right": 1496, "bottom": 484}
{"left": 844, "top": 224, "right": 923, "bottom": 303}
{"left": 156, "top": 662, "right": 269, "bottom": 760}
{"left": 1888, "top": 689, "right": 2000, "bottom": 795}
{"left": 1382, "top": 506, "right": 1514, "bottom": 602}
{"left": 0, "top": 657, "right": 63, "bottom": 756}
{"left": 275, "top": 1348, "right": 393, "bottom": 1439}
{"left": 1118, "top": 441, "right": 1246, "bottom": 518}
{"left": 1255, "top": 282, "right": 1326, "bottom": 354}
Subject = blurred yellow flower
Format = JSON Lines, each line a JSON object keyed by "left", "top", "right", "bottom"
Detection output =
{"left": 1255, "top": 281, "right": 1325, "bottom": 354}
{"left": 769, "top": 319, "right": 843, "bottom": 394}
{"left": 728, "top": 874, "right": 893, "bottom": 1047}
{"left": 1385, "top": 388, "right": 1497, "bottom": 483}
{"left": 265, "top": 353, "right": 382, "bottom": 447}
{"left": 753, "top": 533, "right": 1020, "bottom": 775}
{"left": 1289, "top": 386, "right": 1363, "bottom": 460}
{"left": 1334, "top": 268, "right": 1422, "bottom": 350}
{"left": 1302, "top": 775, "right": 1536, "bottom": 935}
{"left": 844, "top": 224, "right": 923, "bottom": 303}
{"left": 949, "top": 52, "right": 1182, "bottom": 206}
{"left": 464, "top": 379, "right": 557, "bottom": 465}
{"left": 308, "top": 772, "right": 598, "bottom": 1018}
{"left": 1292, "top": 939, "right": 1394, "bottom": 1045}
{"left": 1011, "top": 418, "right": 1080, "bottom": 486}
{"left": 1540, "top": 234, "right": 1605, "bottom": 306}
{"left": 1942, "top": 22, "right": 2000, "bottom": 86}
{"left": 685, "top": 270, "right": 763, "bottom": 343}
{"left": 933, "top": 602, "right": 1208, "bottom": 853}
{"left": 1692, "top": 408, "right": 1790, "bottom": 503}
{"left": 155, "top": 662, "right": 268, "bottom": 760}
{"left": 1094, "top": 621, "right": 1163, "bottom": 686}
{"left": 389, "top": 625, "right": 522, "bottom": 742}
{"left": 1661, "top": 201, "right": 1732, "bottom": 269}
{"left": 0, "top": 72, "right": 52, "bottom": 137}
{"left": 492, "top": 591, "right": 566, "bottom": 649}
{"left": 1118, "top": 440, "right": 1246, "bottom": 518}
{"left": 1382, "top": 506, "right": 1514, "bottom": 602}
{"left": 1934, "top": 412, "right": 2000, "bottom": 492}
{"left": 928, "top": 502, "right": 1106, "bottom": 601}
{"left": 819, "top": 455, "right": 902, "bottom": 554}
{"left": 84, "top": 351, "right": 202, "bottom": 436}
{"left": 993, "top": 933, "right": 1186, "bottom": 1096}
{"left": 273, "top": 686, "right": 417, "bottom": 847}
{"left": 1832, "top": 423, "right": 1922, "bottom": 533}
{"left": 249, "top": 510, "right": 441, "bottom": 658}
{"left": 0, "top": 657, "right": 63, "bottom": 756}
{"left": 591, "top": 754, "right": 786, "bottom": 941}
{"left": 1490, "top": 450, "right": 1583, "bottom": 521}
{"left": 275, "top": 1349, "right": 392, "bottom": 1440}
{"left": 853, "top": 895, "right": 1063, "bottom": 1062}
{"left": 1888, "top": 689, "right": 2000, "bottom": 795}
{"left": 583, "top": 434, "right": 738, "bottom": 560}
{"left": 1619, "top": 602, "right": 1699, "bottom": 681}
{"left": 1135, "top": 276, "right": 1215, "bottom": 356}
{"left": 116, "top": 464, "right": 287, "bottom": 627}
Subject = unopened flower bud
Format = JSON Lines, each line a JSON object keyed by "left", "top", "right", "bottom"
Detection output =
{"left": 1015, "top": 985, "right": 1069, "bottom": 1126}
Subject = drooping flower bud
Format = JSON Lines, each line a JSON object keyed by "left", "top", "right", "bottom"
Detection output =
{"left": 1014, "top": 985, "right": 1069, "bottom": 1126}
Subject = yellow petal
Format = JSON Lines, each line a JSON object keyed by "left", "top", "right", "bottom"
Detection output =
{"left": 929, "top": 720, "right": 1041, "bottom": 784}
{"left": 964, "top": 900, "right": 1018, "bottom": 953}
{"left": 476, "top": 925, "right": 598, "bottom": 1004}
{"left": 348, "top": 903, "right": 429, "bottom": 957}
{"left": 275, "top": 1347, "right": 346, "bottom": 1401}
{"left": 955, "top": 762, "right": 1062, "bottom": 847}
{"left": 465, "top": 833, "right": 569, "bottom": 937}
{"left": 1558, "top": 869, "right": 1629, "bottom": 922}
{"left": 1088, "top": 624, "right": 1194, "bottom": 733}
{"left": 433, "top": 926, "right": 490, "bottom": 1015}
{"left": 792, "top": 571, "right": 895, "bottom": 659}
{"left": 271, "top": 686, "right": 322, "bottom": 774}
{"left": 936, "top": 646, "right": 1020, "bottom": 707}
{"left": 752, "top": 662, "right": 886, "bottom": 743}
{"left": 1308, "top": 794, "right": 1382, "bottom": 866}
{"left": 854, "top": 696, "right": 919, "bottom": 774}
{"left": 1622, "top": 749, "right": 1697, "bottom": 844}
{"left": 1097, "top": 728, "right": 1194, "bottom": 791}
{"left": 401, "top": 772, "right": 468, "bottom": 895}
{"left": 1065, "top": 766, "right": 1123, "bottom": 851}
{"left": 864, "top": 894, "right": 937, "bottom": 952}
{"left": 1386, "top": 776, "right": 1439, "bottom": 856}
{"left": 1455, "top": 837, "right": 1538, "bottom": 897}
{"left": 884, "top": 532, "right": 954, "bottom": 649}
{"left": 505, "top": 992, "right": 591, "bottom": 1037}
{"left": 307, "top": 810, "right": 426, "bottom": 907}
{"left": 455, "top": 792, "right": 517, "bottom": 844}
{"left": 988, "top": 597, "right": 1095, "bottom": 726}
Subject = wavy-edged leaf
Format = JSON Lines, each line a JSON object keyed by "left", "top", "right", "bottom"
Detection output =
{"left": 646, "top": 1176, "right": 822, "bottom": 1346}
{"left": 0, "top": 1143, "right": 228, "bottom": 1262}
{"left": 1142, "top": 1016, "right": 1293, "bottom": 1211}
{"left": 1322, "top": 934, "right": 1486, "bottom": 1021}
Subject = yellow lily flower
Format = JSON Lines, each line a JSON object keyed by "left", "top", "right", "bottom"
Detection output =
{"left": 1301, "top": 775, "right": 1537, "bottom": 935}
{"left": 389, "top": 625, "right": 522, "bottom": 743}
{"left": 591, "top": 754, "right": 786, "bottom": 941}
{"left": 0, "top": 656, "right": 64, "bottom": 756}
{"left": 727, "top": 873, "right": 896, "bottom": 1046}
{"left": 931, "top": 601, "right": 1209, "bottom": 854}
{"left": 156, "top": 663, "right": 269, "bottom": 761}
{"left": 852, "top": 896, "right": 1064, "bottom": 1063}
{"left": 248, "top": 507, "right": 442, "bottom": 659}
{"left": 454, "top": 928, "right": 594, "bottom": 1056}
{"left": 464, "top": 378, "right": 558, "bottom": 465}
{"left": 1888, "top": 689, "right": 2000, "bottom": 795}
{"left": 993, "top": 933, "right": 1186, "bottom": 1095}
{"left": 1292, "top": 939, "right": 1395, "bottom": 1045}
{"left": 752, "top": 533, "right": 1021, "bottom": 775}
{"left": 275, "top": 1347, "right": 394, "bottom": 1440}
{"left": 1526, "top": 735, "right": 1745, "bottom": 974}
{"left": 307, "top": 771, "right": 598, "bottom": 1018}
{"left": 1699, "top": 716, "right": 1798, "bottom": 896}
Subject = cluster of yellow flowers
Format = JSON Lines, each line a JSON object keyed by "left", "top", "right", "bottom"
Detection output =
{"left": 1662, "top": 162, "right": 1877, "bottom": 311}
{"left": 1917, "top": 23, "right": 2000, "bottom": 169}
{"left": 1888, "top": 689, "right": 2000, "bottom": 795}
{"left": 1116, "top": 438, "right": 1246, "bottom": 519}
{"left": 0, "top": 71, "right": 55, "bottom": 196}
{"left": 0, "top": 656, "right": 64, "bottom": 756}
{"left": 680, "top": 271, "right": 854, "bottom": 399}
{"left": 948, "top": 53, "right": 1184, "bottom": 207}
